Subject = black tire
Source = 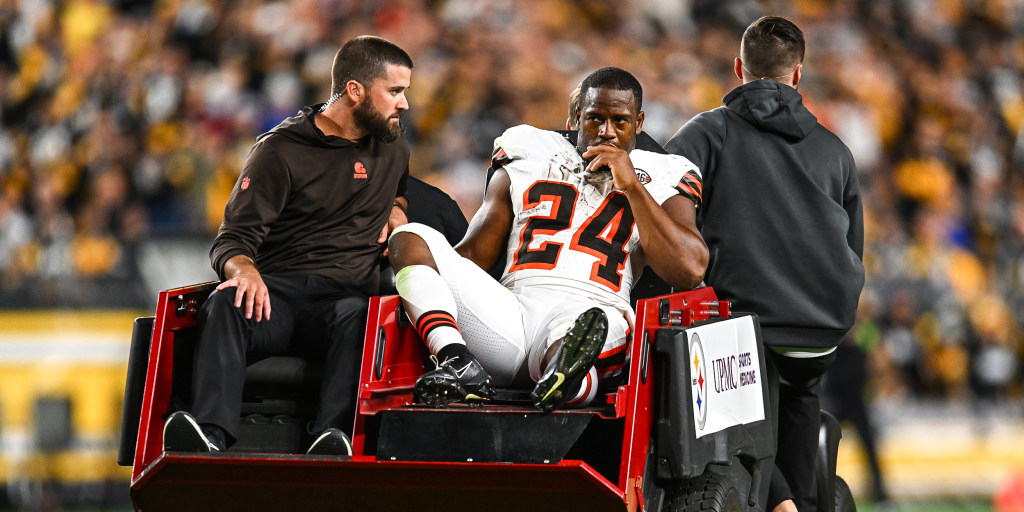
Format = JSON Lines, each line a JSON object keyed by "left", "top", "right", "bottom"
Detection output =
{"left": 834, "top": 476, "right": 856, "bottom": 512}
{"left": 664, "top": 472, "right": 743, "bottom": 512}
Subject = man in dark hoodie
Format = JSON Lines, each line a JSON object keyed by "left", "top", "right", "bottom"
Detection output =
{"left": 162, "top": 36, "right": 413, "bottom": 457}
{"left": 665, "top": 16, "right": 864, "bottom": 512}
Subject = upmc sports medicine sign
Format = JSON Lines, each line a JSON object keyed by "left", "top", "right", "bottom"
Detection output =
{"left": 687, "top": 316, "right": 764, "bottom": 438}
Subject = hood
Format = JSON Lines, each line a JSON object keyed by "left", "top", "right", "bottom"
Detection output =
{"left": 261, "top": 104, "right": 359, "bottom": 147}
{"left": 723, "top": 80, "right": 818, "bottom": 141}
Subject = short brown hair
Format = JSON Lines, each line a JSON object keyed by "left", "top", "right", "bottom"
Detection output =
{"left": 330, "top": 36, "right": 413, "bottom": 96}
{"left": 740, "top": 16, "right": 804, "bottom": 79}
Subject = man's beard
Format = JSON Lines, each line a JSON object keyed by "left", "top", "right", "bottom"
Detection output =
{"left": 354, "top": 101, "right": 404, "bottom": 143}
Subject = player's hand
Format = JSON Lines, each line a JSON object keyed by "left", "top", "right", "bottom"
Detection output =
{"left": 217, "top": 270, "right": 271, "bottom": 322}
{"left": 378, "top": 203, "right": 409, "bottom": 258}
{"left": 582, "top": 145, "right": 638, "bottom": 192}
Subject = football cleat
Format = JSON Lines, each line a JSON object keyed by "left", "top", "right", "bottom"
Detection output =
{"left": 531, "top": 307, "right": 608, "bottom": 412}
{"left": 414, "top": 353, "right": 495, "bottom": 407}
{"left": 163, "top": 411, "right": 223, "bottom": 452}
{"left": 306, "top": 428, "right": 353, "bottom": 457}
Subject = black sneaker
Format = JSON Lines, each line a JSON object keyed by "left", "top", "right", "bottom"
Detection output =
{"left": 531, "top": 307, "right": 607, "bottom": 412}
{"left": 163, "top": 411, "right": 223, "bottom": 452}
{"left": 414, "top": 353, "right": 495, "bottom": 407}
{"left": 306, "top": 428, "right": 353, "bottom": 456}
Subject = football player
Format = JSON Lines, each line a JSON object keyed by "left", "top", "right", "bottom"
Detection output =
{"left": 388, "top": 67, "right": 707, "bottom": 411}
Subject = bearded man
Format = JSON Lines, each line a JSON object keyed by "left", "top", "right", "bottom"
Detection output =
{"left": 163, "top": 35, "right": 414, "bottom": 457}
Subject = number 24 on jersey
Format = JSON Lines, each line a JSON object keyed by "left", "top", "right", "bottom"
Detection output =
{"left": 510, "top": 181, "right": 634, "bottom": 292}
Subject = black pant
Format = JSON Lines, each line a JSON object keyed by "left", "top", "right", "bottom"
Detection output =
{"left": 824, "top": 341, "right": 887, "bottom": 502}
{"left": 768, "top": 349, "right": 837, "bottom": 512}
{"left": 190, "top": 273, "right": 369, "bottom": 444}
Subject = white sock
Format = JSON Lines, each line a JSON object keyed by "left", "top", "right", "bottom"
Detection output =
{"left": 565, "top": 367, "right": 599, "bottom": 407}
{"left": 395, "top": 265, "right": 464, "bottom": 355}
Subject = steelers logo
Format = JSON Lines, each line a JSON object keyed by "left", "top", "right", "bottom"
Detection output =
{"left": 690, "top": 332, "right": 708, "bottom": 430}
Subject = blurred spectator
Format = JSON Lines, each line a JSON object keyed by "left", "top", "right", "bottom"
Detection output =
{"left": 824, "top": 294, "right": 890, "bottom": 504}
{"left": 0, "top": 0, "right": 1020, "bottom": 405}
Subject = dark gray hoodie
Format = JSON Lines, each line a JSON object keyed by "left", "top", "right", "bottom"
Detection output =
{"left": 665, "top": 80, "right": 864, "bottom": 350}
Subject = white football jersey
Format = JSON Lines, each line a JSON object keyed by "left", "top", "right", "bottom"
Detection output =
{"left": 492, "top": 124, "right": 702, "bottom": 313}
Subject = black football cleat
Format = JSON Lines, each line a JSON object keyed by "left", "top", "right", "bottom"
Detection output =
{"left": 306, "top": 428, "right": 353, "bottom": 457}
{"left": 531, "top": 307, "right": 607, "bottom": 412}
{"left": 163, "top": 411, "right": 223, "bottom": 452}
{"left": 414, "top": 353, "right": 495, "bottom": 407}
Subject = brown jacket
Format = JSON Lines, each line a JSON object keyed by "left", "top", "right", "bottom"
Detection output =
{"left": 211, "top": 104, "right": 409, "bottom": 295}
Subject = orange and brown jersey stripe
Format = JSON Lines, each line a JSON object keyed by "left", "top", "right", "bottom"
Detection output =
{"left": 676, "top": 171, "right": 703, "bottom": 207}
{"left": 491, "top": 146, "right": 510, "bottom": 166}
{"left": 416, "top": 310, "right": 459, "bottom": 340}
{"left": 595, "top": 341, "right": 628, "bottom": 372}
{"left": 598, "top": 362, "right": 627, "bottom": 377}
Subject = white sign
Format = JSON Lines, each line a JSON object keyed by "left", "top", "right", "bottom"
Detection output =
{"left": 687, "top": 316, "right": 765, "bottom": 438}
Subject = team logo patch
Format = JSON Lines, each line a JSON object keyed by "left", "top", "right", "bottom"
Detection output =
{"left": 690, "top": 332, "right": 707, "bottom": 430}
{"left": 635, "top": 168, "right": 651, "bottom": 184}
{"left": 240, "top": 177, "right": 250, "bottom": 190}
{"left": 354, "top": 162, "right": 367, "bottom": 179}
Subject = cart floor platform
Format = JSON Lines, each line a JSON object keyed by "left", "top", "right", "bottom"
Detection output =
{"left": 131, "top": 452, "right": 625, "bottom": 512}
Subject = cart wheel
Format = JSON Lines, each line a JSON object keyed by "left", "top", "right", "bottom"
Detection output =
{"left": 834, "top": 476, "right": 856, "bottom": 512}
{"left": 664, "top": 471, "right": 742, "bottom": 512}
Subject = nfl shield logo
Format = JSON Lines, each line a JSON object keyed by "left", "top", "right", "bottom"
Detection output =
{"left": 241, "top": 177, "right": 250, "bottom": 190}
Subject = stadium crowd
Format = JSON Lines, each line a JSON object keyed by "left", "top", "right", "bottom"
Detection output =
{"left": 1, "top": 0, "right": 1022, "bottom": 409}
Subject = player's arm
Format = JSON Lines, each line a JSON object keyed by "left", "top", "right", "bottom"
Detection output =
{"left": 640, "top": 194, "right": 707, "bottom": 290}
{"left": 453, "top": 168, "right": 514, "bottom": 270}
{"left": 583, "top": 145, "right": 708, "bottom": 290}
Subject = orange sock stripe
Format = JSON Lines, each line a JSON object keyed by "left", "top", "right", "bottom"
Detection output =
{"left": 420, "top": 321, "right": 459, "bottom": 340}
{"left": 565, "top": 372, "right": 593, "bottom": 406}
{"left": 416, "top": 311, "right": 453, "bottom": 327}
{"left": 416, "top": 311, "right": 459, "bottom": 339}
